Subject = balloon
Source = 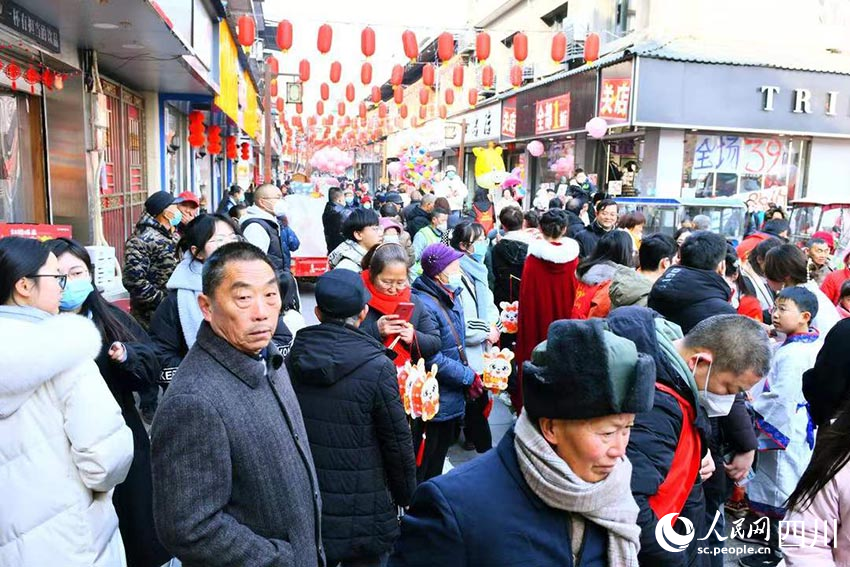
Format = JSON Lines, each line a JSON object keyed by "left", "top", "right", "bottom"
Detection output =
{"left": 528, "top": 140, "right": 545, "bottom": 157}
{"left": 388, "top": 162, "right": 402, "bottom": 178}
{"left": 586, "top": 117, "right": 608, "bottom": 139}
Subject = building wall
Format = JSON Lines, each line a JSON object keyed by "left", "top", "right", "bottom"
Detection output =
{"left": 637, "top": 128, "right": 684, "bottom": 198}
{"left": 806, "top": 138, "right": 850, "bottom": 202}
{"left": 143, "top": 91, "right": 161, "bottom": 194}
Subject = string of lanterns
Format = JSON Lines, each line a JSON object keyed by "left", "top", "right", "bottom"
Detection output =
{"left": 0, "top": 45, "right": 76, "bottom": 94}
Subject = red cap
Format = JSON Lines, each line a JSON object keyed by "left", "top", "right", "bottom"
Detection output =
{"left": 175, "top": 191, "right": 200, "bottom": 207}
{"left": 812, "top": 231, "right": 835, "bottom": 252}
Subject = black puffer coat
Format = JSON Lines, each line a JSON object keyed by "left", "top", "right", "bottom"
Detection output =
{"left": 648, "top": 265, "right": 736, "bottom": 334}
{"left": 288, "top": 322, "right": 417, "bottom": 563}
{"left": 490, "top": 236, "right": 528, "bottom": 306}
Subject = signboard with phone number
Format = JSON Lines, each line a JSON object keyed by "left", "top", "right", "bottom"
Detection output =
{"left": 690, "top": 135, "right": 786, "bottom": 178}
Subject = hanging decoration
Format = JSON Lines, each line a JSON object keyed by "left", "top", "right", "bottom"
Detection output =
{"left": 41, "top": 68, "right": 54, "bottom": 90}
{"left": 482, "top": 347, "right": 514, "bottom": 392}
{"left": 265, "top": 56, "right": 279, "bottom": 77}
{"left": 476, "top": 32, "right": 491, "bottom": 62}
{"left": 309, "top": 146, "right": 353, "bottom": 175}
{"left": 240, "top": 142, "right": 250, "bottom": 161}
{"left": 276, "top": 98, "right": 285, "bottom": 113}
{"left": 23, "top": 66, "right": 40, "bottom": 94}
{"left": 371, "top": 85, "right": 382, "bottom": 104}
{"left": 361, "top": 62, "right": 372, "bottom": 85}
{"left": 399, "top": 103, "right": 408, "bottom": 119}
{"left": 276, "top": 20, "right": 293, "bottom": 52}
{"left": 207, "top": 125, "right": 222, "bottom": 155}
{"left": 390, "top": 64, "right": 404, "bottom": 87}
{"left": 586, "top": 116, "right": 608, "bottom": 138}
{"left": 445, "top": 88, "right": 454, "bottom": 105}
{"left": 419, "top": 106, "right": 427, "bottom": 120}
{"left": 402, "top": 30, "right": 418, "bottom": 62}
{"left": 509, "top": 64, "right": 523, "bottom": 88}
{"left": 5, "top": 62, "right": 20, "bottom": 90}
{"left": 393, "top": 86, "right": 404, "bottom": 104}
{"left": 237, "top": 15, "right": 255, "bottom": 47}
{"left": 226, "top": 136, "right": 238, "bottom": 160}
{"left": 359, "top": 102, "right": 367, "bottom": 119}
{"left": 378, "top": 101, "right": 388, "bottom": 118}
{"left": 419, "top": 86, "right": 429, "bottom": 106}
{"left": 361, "top": 26, "right": 375, "bottom": 58}
{"left": 53, "top": 73, "right": 63, "bottom": 90}
{"left": 439, "top": 104, "right": 447, "bottom": 119}
{"left": 316, "top": 100, "right": 325, "bottom": 115}
{"left": 299, "top": 59, "right": 311, "bottom": 82}
{"left": 345, "top": 83, "right": 355, "bottom": 103}
{"left": 452, "top": 64, "right": 464, "bottom": 88}
{"left": 317, "top": 24, "right": 333, "bottom": 54}
{"left": 269, "top": 79, "right": 278, "bottom": 98}
{"left": 513, "top": 32, "right": 528, "bottom": 63}
{"left": 329, "top": 61, "right": 341, "bottom": 83}
{"left": 584, "top": 32, "right": 600, "bottom": 64}
{"left": 468, "top": 88, "right": 478, "bottom": 107}
{"left": 527, "top": 140, "right": 545, "bottom": 157}
{"left": 422, "top": 63, "right": 435, "bottom": 88}
{"left": 551, "top": 32, "right": 567, "bottom": 63}
{"left": 399, "top": 143, "right": 438, "bottom": 190}
{"left": 320, "top": 83, "right": 329, "bottom": 101}
{"left": 337, "top": 102, "right": 346, "bottom": 116}
{"left": 437, "top": 32, "right": 454, "bottom": 64}
{"left": 187, "top": 110, "right": 205, "bottom": 148}
{"left": 481, "top": 65, "right": 494, "bottom": 88}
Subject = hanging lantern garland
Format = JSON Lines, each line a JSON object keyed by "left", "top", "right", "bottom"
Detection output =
{"left": 276, "top": 20, "right": 293, "bottom": 52}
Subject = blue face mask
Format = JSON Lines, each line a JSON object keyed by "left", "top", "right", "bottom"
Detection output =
{"left": 445, "top": 272, "right": 464, "bottom": 289}
{"left": 471, "top": 240, "right": 488, "bottom": 263}
{"left": 345, "top": 197, "right": 354, "bottom": 206}
{"left": 169, "top": 210, "right": 183, "bottom": 227}
{"left": 59, "top": 278, "right": 94, "bottom": 311}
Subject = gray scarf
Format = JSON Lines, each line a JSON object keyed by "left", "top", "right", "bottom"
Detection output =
{"left": 166, "top": 252, "right": 204, "bottom": 348}
{"left": 514, "top": 412, "right": 641, "bottom": 567}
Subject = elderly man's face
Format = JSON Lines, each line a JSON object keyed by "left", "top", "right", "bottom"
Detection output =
{"left": 198, "top": 259, "right": 281, "bottom": 355}
{"left": 540, "top": 413, "right": 634, "bottom": 483}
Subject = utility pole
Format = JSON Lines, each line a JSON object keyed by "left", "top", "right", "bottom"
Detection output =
{"left": 263, "top": 63, "right": 272, "bottom": 183}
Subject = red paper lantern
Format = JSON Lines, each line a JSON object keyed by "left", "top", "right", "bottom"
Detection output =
{"left": 346, "top": 83, "right": 355, "bottom": 103}
{"left": 226, "top": 136, "right": 238, "bottom": 160}
{"left": 299, "top": 59, "right": 311, "bottom": 82}
{"left": 551, "top": 32, "right": 567, "bottom": 63}
{"left": 452, "top": 64, "right": 464, "bottom": 88}
{"left": 292, "top": 116, "right": 303, "bottom": 129}
{"left": 237, "top": 15, "right": 255, "bottom": 47}
{"left": 513, "top": 32, "right": 528, "bottom": 63}
{"left": 188, "top": 110, "right": 205, "bottom": 148}
{"left": 419, "top": 87, "right": 429, "bottom": 106}
{"left": 476, "top": 32, "right": 491, "bottom": 62}
{"left": 402, "top": 30, "right": 418, "bottom": 61}
{"left": 329, "top": 61, "right": 341, "bottom": 83}
{"left": 510, "top": 64, "right": 523, "bottom": 88}
{"left": 437, "top": 32, "right": 454, "bottom": 63}
{"left": 359, "top": 102, "right": 367, "bottom": 120}
{"left": 338, "top": 102, "right": 346, "bottom": 116}
{"left": 468, "top": 88, "right": 478, "bottom": 107}
{"left": 422, "top": 63, "right": 435, "bottom": 88}
{"left": 276, "top": 20, "right": 293, "bottom": 52}
{"left": 584, "top": 32, "right": 600, "bottom": 63}
{"left": 390, "top": 64, "right": 404, "bottom": 87}
{"left": 361, "top": 62, "right": 372, "bottom": 85}
{"left": 23, "top": 66, "right": 40, "bottom": 93}
{"left": 439, "top": 104, "right": 447, "bottom": 119}
{"left": 445, "top": 88, "right": 454, "bottom": 105}
{"left": 378, "top": 102, "right": 388, "bottom": 118}
{"left": 269, "top": 79, "right": 278, "bottom": 98}
{"left": 371, "top": 85, "right": 381, "bottom": 104}
{"left": 308, "top": 115, "right": 318, "bottom": 127}
{"left": 419, "top": 106, "right": 427, "bottom": 120}
{"left": 393, "top": 86, "right": 404, "bottom": 105}
{"left": 5, "top": 62, "right": 20, "bottom": 90}
{"left": 481, "top": 65, "right": 494, "bottom": 88}
{"left": 320, "top": 83, "right": 330, "bottom": 101}
{"left": 361, "top": 26, "right": 375, "bottom": 58}
{"left": 265, "top": 56, "right": 279, "bottom": 77}
{"left": 276, "top": 98, "right": 284, "bottom": 113}
{"left": 41, "top": 68, "right": 54, "bottom": 90}
{"left": 296, "top": 103, "right": 303, "bottom": 114}
{"left": 316, "top": 100, "right": 324, "bottom": 115}
{"left": 399, "top": 104, "right": 408, "bottom": 119}
{"left": 317, "top": 24, "right": 333, "bottom": 54}
{"left": 240, "top": 142, "right": 250, "bottom": 160}
{"left": 207, "top": 125, "right": 222, "bottom": 155}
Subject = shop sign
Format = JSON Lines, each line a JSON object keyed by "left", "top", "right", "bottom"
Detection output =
{"left": 535, "top": 93, "right": 571, "bottom": 134}
{"left": 0, "top": 0, "right": 60, "bottom": 53}
{"left": 445, "top": 104, "right": 501, "bottom": 146}
{"left": 599, "top": 78, "right": 631, "bottom": 123}
{"left": 690, "top": 134, "right": 786, "bottom": 177}
{"left": 501, "top": 97, "right": 517, "bottom": 139}
{"left": 214, "top": 21, "right": 258, "bottom": 140}
{"left": 0, "top": 223, "right": 71, "bottom": 240}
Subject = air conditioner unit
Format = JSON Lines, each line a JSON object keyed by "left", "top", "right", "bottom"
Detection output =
{"left": 562, "top": 19, "right": 589, "bottom": 61}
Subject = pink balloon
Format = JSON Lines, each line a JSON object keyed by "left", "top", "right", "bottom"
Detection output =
{"left": 586, "top": 117, "right": 608, "bottom": 139}
{"left": 388, "top": 162, "right": 402, "bottom": 178}
{"left": 527, "top": 140, "right": 545, "bottom": 157}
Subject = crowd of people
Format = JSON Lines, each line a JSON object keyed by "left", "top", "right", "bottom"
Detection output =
{"left": 2, "top": 174, "right": 850, "bottom": 567}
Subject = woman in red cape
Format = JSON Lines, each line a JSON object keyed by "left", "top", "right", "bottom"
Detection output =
{"left": 513, "top": 209, "right": 580, "bottom": 411}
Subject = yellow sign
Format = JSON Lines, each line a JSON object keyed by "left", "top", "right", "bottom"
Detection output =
{"left": 214, "top": 22, "right": 259, "bottom": 140}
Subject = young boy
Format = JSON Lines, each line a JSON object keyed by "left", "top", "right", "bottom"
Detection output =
{"left": 741, "top": 286, "right": 821, "bottom": 567}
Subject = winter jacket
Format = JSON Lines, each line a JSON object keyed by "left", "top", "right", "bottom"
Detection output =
{"left": 609, "top": 265, "right": 653, "bottom": 308}
{"left": 280, "top": 224, "right": 301, "bottom": 272}
{"left": 574, "top": 221, "right": 611, "bottom": 258}
{"left": 151, "top": 323, "right": 324, "bottom": 567}
{"left": 606, "top": 306, "right": 711, "bottom": 567}
{"left": 803, "top": 280, "right": 840, "bottom": 336}
{"left": 288, "top": 323, "right": 416, "bottom": 562}
{"left": 490, "top": 232, "right": 530, "bottom": 306}
{"left": 822, "top": 266, "right": 850, "bottom": 305}
{"left": 572, "top": 261, "right": 619, "bottom": 319}
{"left": 0, "top": 308, "right": 134, "bottom": 567}
{"left": 241, "top": 206, "right": 290, "bottom": 272}
{"left": 215, "top": 196, "right": 239, "bottom": 216}
{"left": 122, "top": 213, "right": 178, "bottom": 327}
{"left": 803, "top": 319, "right": 850, "bottom": 428}
{"left": 322, "top": 201, "right": 346, "bottom": 254}
{"left": 360, "top": 294, "right": 442, "bottom": 363}
{"left": 565, "top": 209, "right": 586, "bottom": 239}
{"left": 411, "top": 226, "right": 445, "bottom": 278}
{"left": 458, "top": 254, "right": 500, "bottom": 374}
{"left": 405, "top": 205, "right": 431, "bottom": 241}
{"left": 411, "top": 275, "right": 476, "bottom": 422}
{"left": 648, "top": 265, "right": 737, "bottom": 334}
{"left": 329, "top": 239, "right": 368, "bottom": 272}
{"left": 782, "top": 460, "right": 850, "bottom": 566}
{"left": 389, "top": 429, "right": 607, "bottom": 567}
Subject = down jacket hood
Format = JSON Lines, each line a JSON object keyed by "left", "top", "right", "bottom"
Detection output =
{"left": 0, "top": 311, "right": 102, "bottom": 417}
{"left": 328, "top": 239, "right": 367, "bottom": 271}
{"left": 288, "top": 322, "right": 390, "bottom": 386}
{"left": 493, "top": 236, "right": 529, "bottom": 266}
{"left": 577, "top": 261, "right": 620, "bottom": 286}
{"left": 609, "top": 265, "right": 653, "bottom": 308}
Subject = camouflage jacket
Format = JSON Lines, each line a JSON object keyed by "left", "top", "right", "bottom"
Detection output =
{"left": 123, "top": 213, "right": 178, "bottom": 328}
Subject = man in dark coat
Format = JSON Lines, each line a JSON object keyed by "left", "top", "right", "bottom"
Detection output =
{"left": 405, "top": 194, "right": 435, "bottom": 241}
{"left": 289, "top": 270, "right": 416, "bottom": 567}
{"left": 575, "top": 198, "right": 618, "bottom": 258}
{"left": 564, "top": 197, "right": 588, "bottom": 238}
{"left": 216, "top": 184, "right": 243, "bottom": 216}
{"left": 389, "top": 318, "right": 656, "bottom": 566}
{"left": 322, "top": 186, "right": 348, "bottom": 254}
{"left": 150, "top": 243, "right": 324, "bottom": 567}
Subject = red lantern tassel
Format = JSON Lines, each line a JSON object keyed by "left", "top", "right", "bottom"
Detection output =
{"left": 416, "top": 427, "right": 427, "bottom": 467}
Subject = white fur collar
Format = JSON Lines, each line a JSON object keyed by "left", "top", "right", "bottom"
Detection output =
{"left": 527, "top": 238, "right": 580, "bottom": 264}
{"left": 0, "top": 314, "right": 102, "bottom": 417}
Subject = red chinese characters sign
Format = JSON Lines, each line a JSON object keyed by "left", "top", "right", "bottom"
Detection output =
{"left": 535, "top": 93, "right": 570, "bottom": 135}
{"left": 0, "top": 223, "right": 72, "bottom": 241}
{"left": 598, "top": 78, "right": 631, "bottom": 123}
{"left": 501, "top": 97, "right": 517, "bottom": 139}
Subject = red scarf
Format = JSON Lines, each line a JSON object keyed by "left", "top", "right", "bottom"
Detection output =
{"left": 361, "top": 270, "right": 413, "bottom": 366}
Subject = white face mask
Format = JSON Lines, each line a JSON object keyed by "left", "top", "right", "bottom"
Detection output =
{"left": 696, "top": 356, "right": 736, "bottom": 417}
{"left": 383, "top": 233, "right": 400, "bottom": 244}
{"left": 273, "top": 199, "right": 287, "bottom": 217}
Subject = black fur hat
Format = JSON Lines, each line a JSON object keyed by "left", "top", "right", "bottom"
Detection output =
{"left": 522, "top": 318, "right": 656, "bottom": 420}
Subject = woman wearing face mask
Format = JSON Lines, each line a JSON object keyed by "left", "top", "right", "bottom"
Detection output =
{"left": 45, "top": 237, "right": 171, "bottom": 567}
{"left": 412, "top": 243, "right": 485, "bottom": 482}
{"left": 379, "top": 215, "right": 414, "bottom": 267}
{"left": 0, "top": 237, "right": 134, "bottom": 567}
{"left": 451, "top": 221, "right": 501, "bottom": 453}
{"left": 359, "top": 243, "right": 441, "bottom": 368}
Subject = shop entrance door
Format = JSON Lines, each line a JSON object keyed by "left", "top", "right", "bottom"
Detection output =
{"left": 0, "top": 91, "right": 47, "bottom": 224}
{"left": 602, "top": 137, "right": 643, "bottom": 197}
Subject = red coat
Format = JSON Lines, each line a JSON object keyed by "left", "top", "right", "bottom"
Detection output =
{"left": 513, "top": 238, "right": 580, "bottom": 411}
{"left": 822, "top": 267, "right": 850, "bottom": 304}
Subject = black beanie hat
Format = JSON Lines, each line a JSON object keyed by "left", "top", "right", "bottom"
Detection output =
{"left": 145, "top": 191, "right": 175, "bottom": 218}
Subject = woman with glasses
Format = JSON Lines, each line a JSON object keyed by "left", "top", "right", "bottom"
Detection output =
{"left": 45, "top": 237, "right": 171, "bottom": 567}
{"left": 0, "top": 236, "right": 134, "bottom": 566}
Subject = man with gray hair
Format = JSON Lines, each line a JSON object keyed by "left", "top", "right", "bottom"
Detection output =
{"left": 151, "top": 242, "right": 324, "bottom": 566}
{"left": 406, "top": 193, "right": 436, "bottom": 240}
{"left": 692, "top": 214, "right": 712, "bottom": 231}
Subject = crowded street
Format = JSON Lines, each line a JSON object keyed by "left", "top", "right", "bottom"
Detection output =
{"left": 3, "top": 1, "right": 850, "bottom": 566}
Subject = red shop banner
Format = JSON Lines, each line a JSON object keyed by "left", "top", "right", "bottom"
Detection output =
{"left": 535, "top": 93, "right": 570, "bottom": 135}
{"left": 501, "top": 97, "right": 517, "bottom": 139}
{"left": 0, "top": 223, "right": 72, "bottom": 241}
{"left": 598, "top": 78, "right": 631, "bottom": 123}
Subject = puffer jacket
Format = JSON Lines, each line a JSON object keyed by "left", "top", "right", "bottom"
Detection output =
{"left": 490, "top": 232, "right": 529, "bottom": 306}
{"left": 122, "top": 213, "right": 177, "bottom": 328}
{"left": 0, "top": 308, "right": 134, "bottom": 567}
{"left": 288, "top": 323, "right": 416, "bottom": 563}
{"left": 411, "top": 275, "right": 476, "bottom": 422}
{"left": 648, "top": 265, "right": 736, "bottom": 334}
{"left": 458, "top": 254, "right": 500, "bottom": 374}
{"left": 609, "top": 265, "right": 653, "bottom": 308}
{"left": 329, "top": 239, "right": 367, "bottom": 272}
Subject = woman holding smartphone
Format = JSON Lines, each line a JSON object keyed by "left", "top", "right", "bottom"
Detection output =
{"left": 360, "top": 243, "right": 440, "bottom": 367}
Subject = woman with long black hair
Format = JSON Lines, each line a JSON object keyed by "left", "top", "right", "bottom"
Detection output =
{"left": 46, "top": 237, "right": 171, "bottom": 567}
{"left": 571, "top": 229, "right": 634, "bottom": 319}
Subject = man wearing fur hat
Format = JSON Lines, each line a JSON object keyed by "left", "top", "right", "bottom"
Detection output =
{"left": 389, "top": 318, "right": 656, "bottom": 566}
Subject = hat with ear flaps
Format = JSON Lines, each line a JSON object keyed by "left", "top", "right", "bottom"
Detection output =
{"left": 522, "top": 318, "right": 656, "bottom": 420}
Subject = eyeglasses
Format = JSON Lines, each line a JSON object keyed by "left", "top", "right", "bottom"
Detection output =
{"left": 208, "top": 234, "right": 244, "bottom": 246}
{"left": 27, "top": 273, "right": 67, "bottom": 289}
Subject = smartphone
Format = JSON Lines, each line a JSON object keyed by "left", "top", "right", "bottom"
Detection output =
{"left": 394, "top": 302, "right": 415, "bottom": 322}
